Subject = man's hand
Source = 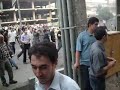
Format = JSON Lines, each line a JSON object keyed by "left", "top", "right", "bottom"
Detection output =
{"left": 74, "top": 62, "right": 80, "bottom": 69}
{"left": 107, "top": 57, "right": 116, "bottom": 62}
{"left": 108, "top": 60, "right": 116, "bottom": 68}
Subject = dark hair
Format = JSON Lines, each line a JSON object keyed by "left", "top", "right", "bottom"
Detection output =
{"left": 28, "top": 42, "right": 58, "bottom": 64}
{"left": 88, "top": 17, "right": 99, "bottom": 27}
{"left": 94, "top": 26, "right": 107, "bottom": 40}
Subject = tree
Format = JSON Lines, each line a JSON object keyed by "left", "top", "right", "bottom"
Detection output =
{"left": 96, "top": 6, "right": 113, "bottom": 21}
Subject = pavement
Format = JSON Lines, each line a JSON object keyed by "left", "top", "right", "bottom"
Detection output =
{"left": 0, "top": 42, "right": 64, "bottom": 90}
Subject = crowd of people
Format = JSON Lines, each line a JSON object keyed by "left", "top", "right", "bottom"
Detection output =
{"left": 0, "top": 24, "right": 61, "bottom": 87}
{"left": 0, "top": 17, "right": 116, "bottom": 90}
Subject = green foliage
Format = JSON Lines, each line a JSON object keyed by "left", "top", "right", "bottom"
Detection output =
{"left": 96, "top": 5, "right": 113, "bottom": 21}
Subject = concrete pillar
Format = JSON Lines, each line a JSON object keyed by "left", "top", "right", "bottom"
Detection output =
{"left": 32, "top": 0, "right": 34, "bottom": 9}
{"left": 32, "top": 1, "right": 35, "bottom": 20}
{"left": 72, "top": 0, "right": 87, "bottom": 36}
{"left": 49, "top": 1, "right": 52, "bottom": 21}
{"left": 14, "top": 12, "right": 17, "bottom": 21}
{"left": 33, "top": 11, "right": 36, "bottom": 20}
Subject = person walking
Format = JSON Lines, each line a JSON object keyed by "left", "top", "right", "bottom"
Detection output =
{"left": 0, "top": 34, "right": 17, "bottom": 87}
{"left": 20, "top": 30, "right": 30, "bottom": 64}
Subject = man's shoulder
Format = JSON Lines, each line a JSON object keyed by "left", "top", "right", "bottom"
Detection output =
{"left": 59, "top": 72, "right": 80, "bottom": 90}
{"left": 91, "top": 42, "right": 102, "bottom": 54}
{"left": 77, "top": 30, "right": 87, "bottom": 38}
{"left": 78, "top": 30, "right": 86, "bottom": 35}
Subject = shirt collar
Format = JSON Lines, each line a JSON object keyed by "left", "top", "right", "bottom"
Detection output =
{"left": 49, "top": 71, "right": 60, "bottom": 90}
{"left": 36, "top": 71, "right": 61, "bottom": 90}
{"left": 86, "top": 30, "right": 93, "bottom": 36}
{"left": 96, "top": 41, "right": 105, "bottom": 51}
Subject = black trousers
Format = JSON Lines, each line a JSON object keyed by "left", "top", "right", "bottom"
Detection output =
{"left": 10, "top": 42, "right": 15, "bottom": 54}
{"left": 17, "top": 44, "right": 24, "bottom": 58}
{"left": 23, "top": 44, "right": 30, "bottom": 63}
{"left": 80, "top": 65, "right": 92, "bottom": 90}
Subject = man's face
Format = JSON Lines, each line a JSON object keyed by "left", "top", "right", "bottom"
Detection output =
{"left": 31, "top": 55, "right": 56, "bottom": 84}
{"left": 90, "top": 22, "right": 99, "bottom": 33}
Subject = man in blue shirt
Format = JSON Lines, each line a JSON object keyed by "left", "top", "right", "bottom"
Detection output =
{"left": 21, "top": 30, "right": 30, "bottom": 64}
{"left": 74, "top": 17, "right": 99, "bottom": 90}
{"left": 28, "top": 42, "right": 80, "bottom": 90}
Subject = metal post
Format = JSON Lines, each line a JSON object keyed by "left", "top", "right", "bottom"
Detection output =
{"left": 17, "top": 0, "right": 22, "bottom": 28}
{"left": 61, "top": 0, "right": 72, "bottom": 78}
{"left": 57, "top": 0, "right": 68, "bottom": 75}
{"left": 66, "top": 0, "right": 77, "bottom": 80}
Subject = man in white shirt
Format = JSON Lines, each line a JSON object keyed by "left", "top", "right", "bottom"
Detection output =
{"left": 28, "top": 42, "right": 80, "bottom": 90}
{"left": 8, "top": 29, "right": 16, "bottom": 54}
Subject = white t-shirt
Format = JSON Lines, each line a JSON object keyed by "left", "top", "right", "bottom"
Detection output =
{"left": 8, "top": 31, "right": 16, "bottom": 43}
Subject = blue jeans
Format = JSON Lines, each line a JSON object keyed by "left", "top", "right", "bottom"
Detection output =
{"left": 89, "top": 75, "right": 105, "bottom": 90}
{"left": 9, "top": 58, "right": 18, "bottom": 68}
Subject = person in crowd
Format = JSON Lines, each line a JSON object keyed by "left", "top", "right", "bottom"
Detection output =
{"left": 28, "top": 42, "right": 81, "bottom": 90}
{"left": 43, "top": 29, "right": 50, "bottom": 42}
{"left": 17, "top": 30, "right": 24, "bottom": 60}
{"left": 74, "top": 17, "right": 99, "bottom": 90}
{"left": 20, "top": 30, "right": 30, "bottom": 64}
{"left": 8, "top": 28, "right": 16, "bottom": 54}
{"left": 89, "top": 26, "right": 116, "bottom": 90}
{"left": 0, "top": 34, "right": 17, "bottom": 87}
{"left": 57, "top": 30, "right": 62, "bottom": 51}
{"left": 33, "top": 29, "right": 40, "bottom": 45}
{"left": 50, "top": 29, "right": 55, "bottom": 42}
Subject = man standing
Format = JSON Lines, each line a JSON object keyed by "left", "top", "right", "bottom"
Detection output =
{"left": 74, "top": 17, "right": 99, "bottom": 90}
{"left": 50, "top": 29, "right": 55, "bottom": 42}
{"left": 28, "top": 42, "right": 80, "bottom": 90}
{"left": 89, "top": 26, "right": 116, "bottom": 90}
{"left": 8, "top": 28, "right": 16, "bottom": 54}
{"left": 20, "top": 30, "right": 30, "bottom": 64}
{"left": 0, "top": 34, "right": 17, "bottom": 87}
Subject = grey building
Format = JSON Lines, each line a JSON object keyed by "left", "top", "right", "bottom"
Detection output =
{"left": 0, "top": 0, "right": 58, "bottom": 26}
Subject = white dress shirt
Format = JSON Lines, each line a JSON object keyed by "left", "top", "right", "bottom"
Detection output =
{"left": 35, "top": 71, "right": 80, "bottom": 90}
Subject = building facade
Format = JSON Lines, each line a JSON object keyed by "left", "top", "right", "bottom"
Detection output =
{"left": 0, "top": 0, "right": 58, "bottom": 26}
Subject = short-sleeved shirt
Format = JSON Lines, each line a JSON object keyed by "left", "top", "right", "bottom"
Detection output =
{"left": 89, "top": 41, "right": 108, "bottom": 77}
{"left": 76, "top": 30, "right": 96, "bottom": 66}
{"left": 35, "top": 71, "right": 80, "bottom": 90}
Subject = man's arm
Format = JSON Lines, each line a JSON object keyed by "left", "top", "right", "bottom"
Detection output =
{"left": 101, "top": 60, "right": 116, "bottom": 74}
{"left": 74, "top": 34, "right": 82, "bottom": 69}
{"left": 74, "top": 51, "right": 80, "bottom": 69}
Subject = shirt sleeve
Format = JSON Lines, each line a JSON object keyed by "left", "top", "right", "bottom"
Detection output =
{"left": 76, "top": 34, "right": 83, "bottom": 51}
